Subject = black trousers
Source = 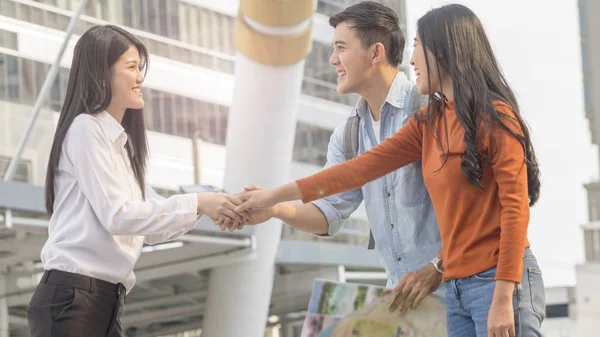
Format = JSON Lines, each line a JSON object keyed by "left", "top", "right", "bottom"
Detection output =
{"left": 27, "top": 270, "right": 126, "bottom": 337}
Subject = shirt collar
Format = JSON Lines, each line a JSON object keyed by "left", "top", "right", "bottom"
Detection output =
{"left": 353, "top": 72, "right": 410, "bottom": 118}
{"left": 96, "top": 111, "right": 128, "bottom": 147}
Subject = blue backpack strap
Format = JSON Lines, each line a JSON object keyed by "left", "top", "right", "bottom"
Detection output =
{"left": 342, "top": 115, "right": 360, "bottom": 161}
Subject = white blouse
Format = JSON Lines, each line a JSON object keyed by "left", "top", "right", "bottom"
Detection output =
{"left": 41, "top": 111, "right": 200, "bottom": 293}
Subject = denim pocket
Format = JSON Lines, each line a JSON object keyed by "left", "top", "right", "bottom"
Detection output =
{"left": 472, "top": 267, "right": 496, "bottom": 281}
{"left": 527, "top": 268, "right": 546, "bottom": 321}
{"left": 50, "top": 286, "right": 76, "bottom": 321}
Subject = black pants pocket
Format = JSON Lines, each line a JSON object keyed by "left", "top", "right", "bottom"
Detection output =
{"left": 50, "top": 286, "right": 76, "bottom": 321}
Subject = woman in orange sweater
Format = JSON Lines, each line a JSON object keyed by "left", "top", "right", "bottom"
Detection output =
{"left": 236, "top": 4, "right": 545, "bottom": 337}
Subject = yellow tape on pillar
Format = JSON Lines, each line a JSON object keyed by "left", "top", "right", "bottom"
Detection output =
{"left": 239, "top": 0, "right": 315, "bottom": 27}
{"left": 235, "top": 11, "right": 313, "bottom": 66}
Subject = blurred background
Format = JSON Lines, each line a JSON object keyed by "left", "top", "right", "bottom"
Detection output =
{"left": 0, "top": 0, "right": 597, "bottom": 336}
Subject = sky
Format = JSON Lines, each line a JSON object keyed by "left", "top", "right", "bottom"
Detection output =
{"left": 404, "top": 0, "right": 598, "bottom": 287}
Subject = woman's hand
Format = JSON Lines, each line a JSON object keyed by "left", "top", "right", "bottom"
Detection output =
{"left": 487, "top": 280, "right": 515, "bottom": 337}
{"left": 197, "top": 192, "right": 250, "bottom": 223}
{"left": 235, "top": 189, "right": 278, "bottom": 213}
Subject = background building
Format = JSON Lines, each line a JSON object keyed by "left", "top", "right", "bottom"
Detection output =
{"left": 577, "top": 0, "right": 600, "bottom": 336}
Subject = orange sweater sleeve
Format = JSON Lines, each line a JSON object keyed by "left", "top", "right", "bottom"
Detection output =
{"left": 296, "top": 118, "right": 423, "bottom": 204}
{"left": 487, "top": 103, "right": 530, "bottom": 283}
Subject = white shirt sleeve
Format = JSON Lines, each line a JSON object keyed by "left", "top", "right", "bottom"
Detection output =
{"left": 143, "top": 186, "right": 201, "bottom": 245}
{"left": 66, "top": 117, "right": 200, "bottom": 236}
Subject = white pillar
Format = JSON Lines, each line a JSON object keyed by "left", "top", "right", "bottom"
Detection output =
{"left": 0, "top": 274, "right": 8, "bottom": 337}
{"left": 201, "top": 1, "right": 314, "bottom": 336}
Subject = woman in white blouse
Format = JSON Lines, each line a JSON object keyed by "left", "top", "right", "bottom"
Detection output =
{"left": 26, "top": 25, "right": 244, "bottom": 337}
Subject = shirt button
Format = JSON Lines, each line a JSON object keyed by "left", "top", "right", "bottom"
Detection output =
{"left": 386, "top": 192, "right": 391, "bottom": 197}
{"left": 396, "top": 256, "right": 401, "bottom": 261}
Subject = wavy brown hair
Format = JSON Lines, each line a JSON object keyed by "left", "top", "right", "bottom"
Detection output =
{"left": 416, "top": 4, "right": 541, "bottom": 206}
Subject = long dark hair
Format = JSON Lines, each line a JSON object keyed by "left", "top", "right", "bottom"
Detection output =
{"left": 416, "top": 4, "right": 541, "bottom": 206}
{"left": 45, "top": 25, "right": 149, "bottom": 215}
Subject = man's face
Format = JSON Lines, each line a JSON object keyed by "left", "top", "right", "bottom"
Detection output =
{"left": 329, "top": 22, "right": 373, "bottom": 95}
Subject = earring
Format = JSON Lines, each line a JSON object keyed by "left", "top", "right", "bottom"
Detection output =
{"left": 432, "top": 92, "right": 447, "bottom": 102}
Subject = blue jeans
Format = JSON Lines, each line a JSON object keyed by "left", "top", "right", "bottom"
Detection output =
{"left": 445, "top": 249, "right": 546, "bottom": 337}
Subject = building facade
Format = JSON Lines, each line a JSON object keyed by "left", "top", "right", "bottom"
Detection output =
{"left": 578, "top": 0, "right": 600, "bottom": 336}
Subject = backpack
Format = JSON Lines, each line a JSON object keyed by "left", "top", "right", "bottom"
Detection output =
{"left": 342, "top": 85, "right": 426, "bottom": 250}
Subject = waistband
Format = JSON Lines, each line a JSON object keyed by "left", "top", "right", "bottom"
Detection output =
{"left": 41, "top": 270, "right": 126, "bottom": 296}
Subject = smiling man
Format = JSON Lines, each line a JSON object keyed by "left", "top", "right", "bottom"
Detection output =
{"left": 233, "top": 1, "right": 444, "bottom": 313}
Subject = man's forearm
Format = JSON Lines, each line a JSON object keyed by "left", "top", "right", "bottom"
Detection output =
{"left": 271, "top": 201, "right": 329, "bottom": 235}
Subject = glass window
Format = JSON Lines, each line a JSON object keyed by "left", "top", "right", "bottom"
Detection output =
{"left": 165, "top": 0, "right": 180, "bottom": 40}
{"left": 19, "top": 58, "right": 36, "bottom": 105}
{"left": 0, "top": 53, "right": 69, "bottom": 110}
{"left": 316, "top": 0, "right": 350, "bottom": 17}
{"left": 0, "top": 0, "right": 17, "bottom": 17}
{"left": 303, "top": 41, "right": 359, "bottom": 106}
{"left": 596, "top": 230, "right": 600, "bottom": 261}
{"left": 0, "top": 29, "right": 17, "bottom": 50}
{"left": 7, "top": 56, "right": 20, "bottom": 101}
{"left": 50, "top": 74, "right": 62, "bottom": 112}
{"left": 0, "top": 156, "right": 31, "bottom": 183}
{"left": 0, "top": 52, "right": 334, "bottom": 166}
{"left": 122, "top": 0, "right": 180, "bottom": 40}
{"left": 149, "top": 90, "right": 167, "bottom": 134}
{"left": 29, "top": 5, "right": 44, "bottom": 24}
{"left": 589, "top": 192, "right": 599, "bottom": 221}
{"left": 0, "top": 54, "right": 7, "bottom": 101}
{"left": 292, "top": 122, "right": 332, "bottom": 166}
{"left": 141, "top": 87, "right": 154, "bottom": 131}
{"left": 218, "top": 105, "right": 229, "bottom": 145}
{"left": 585, "top": 229, "right": 600, "bottom": 262}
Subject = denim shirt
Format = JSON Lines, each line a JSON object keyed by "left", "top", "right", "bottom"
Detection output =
{"left": 312, "top": 73, "right": 441, "bottom": 287}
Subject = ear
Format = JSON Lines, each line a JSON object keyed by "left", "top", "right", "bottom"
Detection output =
{"left": 371, "top": 42, "right": 386, "bottom": 65}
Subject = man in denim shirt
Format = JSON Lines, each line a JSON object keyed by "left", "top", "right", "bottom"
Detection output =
{"left": 229, "top": 2, "right": 443, "bottom": 313}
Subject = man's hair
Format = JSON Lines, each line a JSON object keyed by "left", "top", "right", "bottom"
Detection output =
{"left": 329, "top": 1, "right": 405, "bottom": 67}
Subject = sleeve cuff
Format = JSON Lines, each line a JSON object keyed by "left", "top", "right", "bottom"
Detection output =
{"left": 494, "top": 266, "right": 523, "bottom": 284}
{"left": 182, "top": 193, "right": 201, "bottom": 229}
{"left": 311, "top": 199, "right": 344, "bottom": 236}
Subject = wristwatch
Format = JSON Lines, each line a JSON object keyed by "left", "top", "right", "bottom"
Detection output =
{"left": 430, "top": 257, "right": 444, "bottom": 274}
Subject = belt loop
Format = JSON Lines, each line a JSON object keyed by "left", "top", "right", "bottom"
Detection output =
{"left": 89, "top": 277, "right": 95, "bottom": 293}
{"left": 41, "top": 270, "right": 51, "bottom": 283}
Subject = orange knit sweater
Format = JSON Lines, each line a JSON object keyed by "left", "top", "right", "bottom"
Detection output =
{"left": 297, "top": 101, "right": 531, "bottom": 283}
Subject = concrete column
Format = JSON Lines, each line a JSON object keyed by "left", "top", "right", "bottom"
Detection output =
{"left": 0, "top": 274, "right": 8, "bottom": 337}
{"left": 201, "top": 1, "right": 315, "bottom": 337}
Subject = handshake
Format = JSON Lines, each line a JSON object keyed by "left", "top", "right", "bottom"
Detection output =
{"left": 196, "top": 185, "right": 277, "bottom": 231}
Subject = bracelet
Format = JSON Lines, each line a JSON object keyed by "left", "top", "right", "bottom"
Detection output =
{"left": 431, "top": 257, "right": 444, "bottom": 274}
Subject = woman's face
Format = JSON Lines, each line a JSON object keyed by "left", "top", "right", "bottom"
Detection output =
{"left": 410, "top": 34, "right": 444, "bottom": 96}
{"left": 109, "top": 45, "right": 145, "bottom": 111}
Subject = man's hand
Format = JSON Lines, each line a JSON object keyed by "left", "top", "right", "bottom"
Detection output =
{"left": 387, "top": 263, "right": 442, "bottom": 315}
{"left": 217, "top": 185, "right": 275, "bottom": 231}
